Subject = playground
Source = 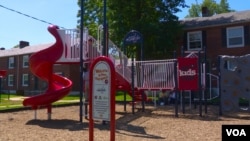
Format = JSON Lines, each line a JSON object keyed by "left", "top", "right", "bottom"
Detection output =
{"left": 0, "top": 104, "right": 249, "bottom": 141}
{"left": 1, "top": 23, "right": 250, "bottom": 140}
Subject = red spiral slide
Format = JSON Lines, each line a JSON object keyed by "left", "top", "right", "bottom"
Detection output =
{"left": 23, "top": 25, "right": 72, "bottom": 110}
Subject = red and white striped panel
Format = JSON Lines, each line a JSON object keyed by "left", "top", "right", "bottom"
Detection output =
{"left": 135, "top": 59, "right": 176, "bottom": 90}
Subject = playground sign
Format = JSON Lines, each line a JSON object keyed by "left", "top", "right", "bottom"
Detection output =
{"left": 89, "top": 56, "right": 116, "bottom": 141}
{"left": 92, "top": 61, "right": 111, "bottom": 120}
{"left": 123, "top": 30, "right": 142, "bottom": 45}
{"left": 178, "top": 57, "right": 198, "bottom": 90}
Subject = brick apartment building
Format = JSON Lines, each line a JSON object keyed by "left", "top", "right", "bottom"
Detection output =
{"left": 181, "top": 9, "right": 250, "bottom": 75}
{"left": 0, "top": 41, "right": 81, "bottom": 95}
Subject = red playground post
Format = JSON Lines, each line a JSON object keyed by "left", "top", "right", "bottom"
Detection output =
{"left": 0, "top": 70, "right": 7, "bottom": 103}
{"left": 89, "top": 56, "right": 116, "bottom": 141}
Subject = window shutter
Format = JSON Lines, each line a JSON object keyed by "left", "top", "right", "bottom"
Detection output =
{"left": 7, "top": 58, "right": 9, "bottom": 68}
{"left": 28, "top": 74, "right": 30, "bottom": 85}
{"left": 14, "top": 56, "right": 17, "bottom": 68}
{"left": 244, "top": 26, "right": 250, "bottom": 46}
{"left": 221, "top": 28, "right": 227, "bottom": 47}
{"left": 183, "top": 32, "right": 187, "bottom": 50}
{"left": 13, "top": 75, "right": 16, "bottom": 87}
{"left": 20, "top": 75, "right": 22, "bottom": 87}
{"left": 202, "top": 30, "right": 207, "bottom": 48}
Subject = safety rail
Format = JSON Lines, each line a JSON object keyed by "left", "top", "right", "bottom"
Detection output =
{"left": 56, "top": 29, "right": 81, "bottom": 63}
{"left": 107, "top": 40, "right": 177, "bottom": 90}
{"left": 108, "top": 40, "right": 132, "bottom": 83}
{"left": 55, "top": 28, "right": 218, "bottom": 94}
{"left": 134, "top": 59, "right": 177, "bottom": 90}
{"left": 55, "top": 28, "right": 101, "bottom": 63}
{"left": 206, "top": 73, "right": 219, "bottom": 100}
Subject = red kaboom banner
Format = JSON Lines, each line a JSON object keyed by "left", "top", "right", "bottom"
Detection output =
{"left": 178, "top": 57, "right": 198, "bottom": 91}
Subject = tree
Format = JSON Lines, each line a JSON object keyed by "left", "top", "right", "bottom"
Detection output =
{"left": 186, "top": 0, "right": 234, "bottom": 18}
{"left": 187, "top": 3, "right": 201, "bottom": 17}
{"left": 77, "top": 0, "right": 188, "bottom": 60}
{"left": 218, "top": 0, "right": 235, "bottom": 13}
{"left": 77, "top": 0, "right": 103, "bottom": 38}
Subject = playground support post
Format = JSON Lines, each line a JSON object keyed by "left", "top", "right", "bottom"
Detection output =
{"left": 218, "top": 56, "right": 222, "bottom": 116}
{"left": 204, "top": 46, "right": 208, "bottom": 114}
{"left": 123, "top": 91, "right": 127, "bottom": 112}
{"left": 131, "top": 54, "right": 135, "bottom": 114}
{"left": 47, "top": 104, "right": 52, "bottom": 120}
{"left": 198, "top": 51, "right": 202, "bottom": 117}
{"left": 0, "top": 77, "right": 1, "bottom": 103}
{"left": 174, "top": 51, "right": 179, "bottom": 117}
{"left": 103, "top": 0, "right": 108, "bottom": 57}
{"left": 79, "top": 0, "right": 85, "bottom": 122}
{"left": 181, "top": 91, "right": 185, "bottom": 114}
{"left": 141, "top": 90, "right": 145, "bottom": 112}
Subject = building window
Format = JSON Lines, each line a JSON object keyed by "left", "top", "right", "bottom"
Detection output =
{"left": 23, "top": 55, "right": 29, "bottom": 68}
{"left": 8, "top": 75, "right": 14, "bottom": 86}
{"left": 187, "top": 31, "right": 202, "bottom": 50}
{"left": 8, "top": 57, "right": 14, "bottom": 69}
{"left": 22, "top": 74, "right": 29, "bottom": 86}
{"left": 227, "top": 26, "right": 244, "bottom": 48}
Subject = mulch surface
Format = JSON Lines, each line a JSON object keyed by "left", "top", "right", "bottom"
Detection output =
{"left": 0, "top": 104, "right": 250, "bottom": 141}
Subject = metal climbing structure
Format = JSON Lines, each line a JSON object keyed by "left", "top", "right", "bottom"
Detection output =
{"left": 23, "top": 25, "right": 220, "bottom": 119}
{"left": 54, "top": 26, "right": 219, "bottom": 104}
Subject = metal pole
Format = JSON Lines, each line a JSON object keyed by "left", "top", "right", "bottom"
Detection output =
{"left": 123, "top": 91, "right": 127, "bottom": 111}
{"left": 140, "top": 37, "right": 145, "bottom": 112}
{"left": 174, "top": 51, "right": 179, "bottom": 117}
{"left": 198, "top": 51, "right": 202, "bottom": 117}
{"left": 103, "top": 0, "right": 108, "bottom": 56}
{"left": 79, "top": 0, "right": 85, "bottom": 122}
{"left": 204, "top": 46, "right": 207, "bottom": 114}
{"left": 218, "top": 56, "right": 222, "bottom": 116}
{"left": 131, "top": 54, "right": 135, "bottom": 114}
{"left": 0, "top": 77, "right": 2, "bottom": 103}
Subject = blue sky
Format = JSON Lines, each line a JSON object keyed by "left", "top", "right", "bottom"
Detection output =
{"left": 0, "top": 0, "right": 78, "bottom": 49}
{"left": 0, "top": 0, "right": 249, "bottom": 49}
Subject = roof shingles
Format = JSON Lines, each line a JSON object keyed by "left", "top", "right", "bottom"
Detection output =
{"left": 181, "top": 10, "right": 250, "bottom": 29}
{"left": 0, "top": 43, "right": 53, "bottom": 57}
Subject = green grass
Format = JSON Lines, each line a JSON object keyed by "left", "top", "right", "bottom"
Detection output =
{"left": 115, "top": 91, "right": 132, "bottom": 101}
{"left": 0, "top": 93, "right": 79, "bottom": 111}
{"left": 0, "top": 92, "right": 133, "bottom": 111}
{"left": 0, "top": 94, "right": 22, "bottom": 105}
{"left": 4, "top": 93, "right": 249, "bottom": 111}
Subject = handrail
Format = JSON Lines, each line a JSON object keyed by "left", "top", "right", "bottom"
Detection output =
{"left": 206, "top": 73, "right": 219, "bottom": 100}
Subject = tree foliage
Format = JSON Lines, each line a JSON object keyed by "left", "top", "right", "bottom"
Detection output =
{"left": 77, "top": 0, "right": 188, "bottom": 60}
{"left": 77, "top": 0, "right": 103, "bottom": 38}
{"left": 186, "top": 0, "right": 234, "bottom": 18}
{"left": 218, "top": 0, "right": 235, "bottom": 13}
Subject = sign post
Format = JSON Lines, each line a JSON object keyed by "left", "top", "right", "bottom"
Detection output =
{"left": 89, "top": 56, "right": 116, "bottom": 141}
{"left": 123, "top": 30, "right": 144, "bottom": 112}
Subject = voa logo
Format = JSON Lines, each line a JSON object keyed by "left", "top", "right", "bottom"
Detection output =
{"left": 226, "top": 129, "right": 246, "bottom": 136}
{"left": 179, "top": 69, "right": 196, "bottom": 77}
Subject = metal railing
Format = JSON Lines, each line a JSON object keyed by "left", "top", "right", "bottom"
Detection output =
{"left": 134, "top": 59, "right": 176, "bottom": 90}
{"left": 55, "top": 28, "right": 219, "bottom": 94}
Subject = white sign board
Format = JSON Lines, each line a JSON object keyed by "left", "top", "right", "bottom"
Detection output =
{"left": 92, "top": 61, "right": 111, "bottom": 121}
